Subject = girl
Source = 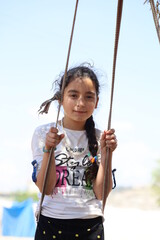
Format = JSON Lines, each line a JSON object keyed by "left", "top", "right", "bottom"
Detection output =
{"left": 31, "top": 65, "right": 117, "bottom": 240}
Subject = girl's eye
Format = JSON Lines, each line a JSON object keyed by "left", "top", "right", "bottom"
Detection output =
{"left": 86, "top": 95, "right": 94, "bottom": 100}
{"left": 70, "top": 94, "right": 77, "bottom": 98}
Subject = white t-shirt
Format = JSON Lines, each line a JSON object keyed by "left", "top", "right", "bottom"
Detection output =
{"left": 31, "top": 122, "right": 103, "bottom": 219}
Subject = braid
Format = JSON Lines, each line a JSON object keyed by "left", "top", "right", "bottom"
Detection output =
{"left": 85, "top": 115, "right": 99, "bottom": 184}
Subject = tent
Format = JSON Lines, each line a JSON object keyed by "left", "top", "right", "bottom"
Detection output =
{"left": 2, "top": 198, "right": 36, "bottom": 237}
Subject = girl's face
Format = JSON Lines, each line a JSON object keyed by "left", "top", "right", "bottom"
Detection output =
{"left": 62, "top": 77, "right": 99, "bottom": 130}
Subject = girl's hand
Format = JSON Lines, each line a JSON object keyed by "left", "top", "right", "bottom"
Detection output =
{"left": 100, "top": 129, "right": 117, "bottom": 153}
{"left": 45, "top": 127, "right": 65, "bottom": 150}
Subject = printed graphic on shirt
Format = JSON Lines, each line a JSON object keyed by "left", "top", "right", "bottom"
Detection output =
{"left": 52, "top": 152, "right": 95, "bottom": 199}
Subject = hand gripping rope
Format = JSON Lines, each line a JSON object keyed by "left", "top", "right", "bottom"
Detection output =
{"left": 36, "top": 0, "right": 123, "bottom": 222}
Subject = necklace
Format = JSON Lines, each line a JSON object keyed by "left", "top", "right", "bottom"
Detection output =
{"left": 60, "top": 118, "right": 98, "bottom": 164}
{"left": 61, "top": 118, "right": 88, "bottom": 156}
{"left": 60, "top": 118, "right": 98, "bottom": 190}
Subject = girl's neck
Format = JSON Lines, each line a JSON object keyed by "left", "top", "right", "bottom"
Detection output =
{"left": 62, "top": 117, "right": 85, "bottom": 131}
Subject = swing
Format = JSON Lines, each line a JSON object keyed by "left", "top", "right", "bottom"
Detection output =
{"left": 36, "top": 0, "right": 123, "bottom": 223}
{"left": 36, "top": 0, "right": 160, "bottom": 226}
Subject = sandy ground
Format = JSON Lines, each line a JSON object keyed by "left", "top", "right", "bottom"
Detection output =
{"left": 0, "top": 187, "right": 160, "bottom": 240}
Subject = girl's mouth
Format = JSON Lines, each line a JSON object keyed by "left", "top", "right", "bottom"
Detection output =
{"left": 74, "top": 110, "right": 86, "bottom": 114}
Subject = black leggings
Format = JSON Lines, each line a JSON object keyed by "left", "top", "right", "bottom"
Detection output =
{"left": 35, "top": 214, "right": 104, "bottom": 240}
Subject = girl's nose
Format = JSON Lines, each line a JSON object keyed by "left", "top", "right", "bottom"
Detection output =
{"left": 77, "top": 97, "right": 85, "bottom": 107}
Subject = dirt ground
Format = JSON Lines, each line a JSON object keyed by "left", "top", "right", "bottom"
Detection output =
{"left": 107, "top": 186, "right": 160, "bottom": 210}
{"left": 105, "top": 187, "right": 160, "bottom": 239}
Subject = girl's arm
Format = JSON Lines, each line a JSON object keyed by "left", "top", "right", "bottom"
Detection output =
{"left": 36, "top": 127, "right": 64, "bottom": 195}
{"left": 93, "top": 129, "right": 117, "bottom": 200}
{"left": 36, "top": 151, "right": 57, "bottom": 195}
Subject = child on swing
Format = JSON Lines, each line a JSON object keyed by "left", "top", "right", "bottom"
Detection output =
{"left": 31, "top": 64, "right": 117, "bottom": 240}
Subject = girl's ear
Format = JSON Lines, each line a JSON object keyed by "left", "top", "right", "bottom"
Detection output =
{"left": 95, "top": 96, "right": 99, "bottom": 109}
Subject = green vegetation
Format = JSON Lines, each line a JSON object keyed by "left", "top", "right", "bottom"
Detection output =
{"left": 11, "top": 191, "right": 38, "bottom": 202}
{"left": 152, "top": 159, "right": 160, "bottom": 205}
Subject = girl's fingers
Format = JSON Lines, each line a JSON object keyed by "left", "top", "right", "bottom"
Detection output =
{"left": 101, "top": 129, "right": 117, "bottom": 151}
{"left": 60, "top": 133, "right": 65, "bottom": 140}
{"left": 106, "top": 138, "right": 117, "bottom": 151}
{"left": 105, "top": 134, "right": 117, "bottom": 142}
{"left": 45, "top": 128, "right": 65, "bottom": 148}
{"left": 50, "top": 127, "right": 58, "bottom": 133}
{"left": 104, "top": 129, "right": 115, "bottom": 135}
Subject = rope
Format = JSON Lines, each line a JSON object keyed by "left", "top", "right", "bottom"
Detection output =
{"left": 36, "top": 0, "right": 79, "bottom": 222}
{"left": 102, "top": 0, "right": 123, "bottom": 212}
{"left": 149, "top": 0, "right": 160, "bottom": 43}
{"left": 36, "top": 0, "right": 123, "bottom": 220}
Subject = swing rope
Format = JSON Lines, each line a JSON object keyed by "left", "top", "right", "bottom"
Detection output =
{"left": 36, "top": 0, "right": 79, "bottom": 222}
{"left": 102, "top": 0, "right": 123, "bottom": 212}
{"left": 144, "top": 0, "right": 160, "bottom": 43}
{"left": 149, "top": 0, "right": 160, "bottom": 42}
{"left": 37, "top": 0, "right": 123, "bottom": 221}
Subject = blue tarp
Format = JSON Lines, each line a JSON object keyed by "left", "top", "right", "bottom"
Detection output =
{"left": 2, "top": 198, "right": 36, "bottom": 237}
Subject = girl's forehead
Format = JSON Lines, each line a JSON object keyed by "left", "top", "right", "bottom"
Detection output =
{"left": 66, "top": 77, "right": 96, "bottom": 90}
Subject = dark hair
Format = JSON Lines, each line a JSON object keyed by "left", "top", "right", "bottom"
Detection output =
{"left": 38, "top": 64, "right": 100, "bottom": 186}
{"left": 58, "top": 65, "right": 100, "bottom": 96}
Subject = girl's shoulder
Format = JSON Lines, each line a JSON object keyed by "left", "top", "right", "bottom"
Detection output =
{"left": 33, "top": 122, "right": 56, "bottom": 136}
{"left": 31, "top": 122, "right": 57, "bottom": 151}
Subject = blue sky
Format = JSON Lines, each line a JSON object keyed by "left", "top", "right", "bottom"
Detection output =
{"left": 0, "top": 0, "right": 160, "bottom": 193}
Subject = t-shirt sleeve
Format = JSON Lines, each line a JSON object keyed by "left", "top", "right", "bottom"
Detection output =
{"left": 31, "top": 126, "right": 45, "bottom": 176}
{"left": 31, "top": 122, "right": 55, "bottom": 178}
